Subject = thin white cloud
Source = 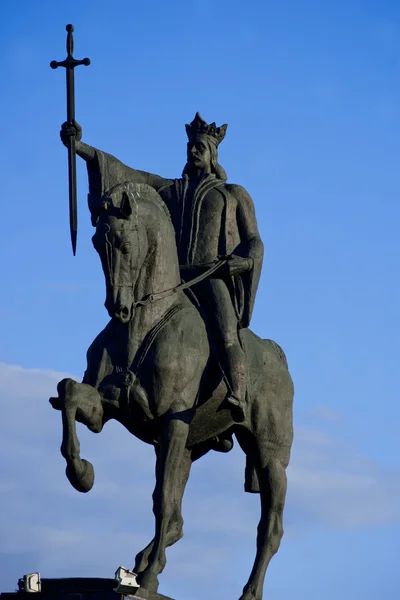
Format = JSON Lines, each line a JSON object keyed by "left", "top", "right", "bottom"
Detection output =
{"left": 0, "top": 363, "right": 73, "bottom": 399}
{"left": 305, "top": 404, "right": 343, "bottom": 424}
{"left": 287, "top": 420, "right": 400, "bottom": 529}
{"left": 0, "top": 362, "right": 399, "bottom": 594}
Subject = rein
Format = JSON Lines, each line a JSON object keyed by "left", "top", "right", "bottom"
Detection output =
{"left": 132, "top": 258, "right": 227, "bottom": 309}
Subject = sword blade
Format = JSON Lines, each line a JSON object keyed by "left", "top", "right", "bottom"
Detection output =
{"left": 66, "top": 53, "right": 77, "bottom": 255}
{"left": 51, "top": 25, "right": 90, "bottom": 256}
{"left": 68, "top": 136, "right": 77, "bottom": 255}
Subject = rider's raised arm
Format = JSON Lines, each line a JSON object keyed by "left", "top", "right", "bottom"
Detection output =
{"left": 84, "top": 144, "right": 169, "bottom": 199}
{"left": 75, "top": 140, "right": 96, "bottom": 161}
{"left": 61, "top": 122, "right": 171, "bottom": 195}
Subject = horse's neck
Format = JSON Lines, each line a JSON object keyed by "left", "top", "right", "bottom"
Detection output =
{"left": 138, "top": 201, "right": 182, "bottom": 303}
{"left": 127, "top": 203, "right": 185, "bottom": 364}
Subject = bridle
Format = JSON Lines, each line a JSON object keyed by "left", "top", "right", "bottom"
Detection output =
{"left": 102, "top": 220, "right": 227, "bottom": 310}
{"left": 99, "top": 191, "right": 228, "bottom": 314}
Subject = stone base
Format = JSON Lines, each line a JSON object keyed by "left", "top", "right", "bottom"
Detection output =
{"left": 0, "top": 578, "right": 174, "bottom": 600}
{"left": 127, "top": 588, "right": 174, "bottom": 600}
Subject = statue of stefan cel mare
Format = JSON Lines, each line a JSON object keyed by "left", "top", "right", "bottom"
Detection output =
{"left": 49, "top": 25, "right": 294, "bottom": 600}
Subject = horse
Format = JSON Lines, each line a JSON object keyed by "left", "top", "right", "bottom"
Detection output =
{"left": 50, "top": 181, "right": 294, "bottom": 600}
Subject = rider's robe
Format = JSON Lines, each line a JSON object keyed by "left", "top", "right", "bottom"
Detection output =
{"left": 86, "top": 148, "right": 264, "bottom": 328}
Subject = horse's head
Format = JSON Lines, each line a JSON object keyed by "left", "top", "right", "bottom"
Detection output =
{"left": 90, "top": 184, "right": 147, "bottom": 323}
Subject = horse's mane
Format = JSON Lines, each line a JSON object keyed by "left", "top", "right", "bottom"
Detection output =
{"left": 105, "top": 181, "right": 173, "bottom": 225}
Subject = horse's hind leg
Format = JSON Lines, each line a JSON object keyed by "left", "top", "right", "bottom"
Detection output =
{"left": 236, "top": 430, "right": 288, "bottom": 600}
{"left": 50, "top": 378, "right": 104, "bottom": 493}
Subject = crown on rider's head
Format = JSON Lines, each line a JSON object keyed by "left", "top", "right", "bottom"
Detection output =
{"left": 185, "top": 112, "right": 228, "bottom": 147}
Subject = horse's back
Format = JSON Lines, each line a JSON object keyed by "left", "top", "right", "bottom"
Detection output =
{"left": 186, "top": 329, "right": 294, "bottom": 450}
{"left": 242, "top": 329, "right": 294, "bottom": 454}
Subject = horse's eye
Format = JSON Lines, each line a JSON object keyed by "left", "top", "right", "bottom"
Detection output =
{"left": 120, "top": 243, "right": 130, "bottom": 255}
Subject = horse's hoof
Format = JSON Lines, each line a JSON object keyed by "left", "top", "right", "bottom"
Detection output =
{"left": 66, "top": 459, "right": 94, "bottom": 493}
{"left": 136, "top": 571, "right": 159, "bottom": 593}
{"left": 239, "top": 587, "right": 260, "bottom": 600}
{"left": 134, "top": 550, "right": 150, "bottom": 575}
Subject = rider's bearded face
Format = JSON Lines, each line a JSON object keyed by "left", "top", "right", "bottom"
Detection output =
{"left": 187, "top": 137, "right": 212, "bottom": 173}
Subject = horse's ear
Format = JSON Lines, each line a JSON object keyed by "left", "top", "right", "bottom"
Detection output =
{"left": 120, "top": 191, "right": 133, "bottom": 219}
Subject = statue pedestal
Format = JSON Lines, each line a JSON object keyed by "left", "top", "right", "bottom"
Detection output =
{"left": 129, "top": 588, "right": 173, "bottom": 600}
{"left": 0, "top": 578, "right": 174, "bottom": 600}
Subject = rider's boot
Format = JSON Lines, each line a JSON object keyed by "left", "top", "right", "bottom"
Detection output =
{"left": 226, "top": 394, "right": 246, "bottom": 423}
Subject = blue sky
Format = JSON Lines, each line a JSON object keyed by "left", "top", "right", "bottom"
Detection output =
{"left": 1, "top": 1, "right": 400, "bottom": 598}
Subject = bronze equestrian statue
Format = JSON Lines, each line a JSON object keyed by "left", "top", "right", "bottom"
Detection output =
{"left": 50, "top": 115, "right": 294, "bottom": 600}
{"left": 63, "top": 113, "right": 263, "bottom": 423}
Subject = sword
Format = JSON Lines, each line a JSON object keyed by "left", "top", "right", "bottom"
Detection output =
{"left": 50, "top": 24, "right": 90, "bottom": 256}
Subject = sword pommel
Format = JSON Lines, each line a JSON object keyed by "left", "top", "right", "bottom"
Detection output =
{"left": 66, "top": 24, "right": 74, "bottom": 56}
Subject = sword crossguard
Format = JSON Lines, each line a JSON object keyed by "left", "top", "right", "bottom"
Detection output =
{"left": 50, "top": 57, "right": 91, "bottom": 69}
{"left": 50, "top": 23, "right": 91, "bottom": 70}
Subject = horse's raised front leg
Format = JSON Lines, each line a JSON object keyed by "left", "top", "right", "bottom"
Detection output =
{"left": 50, "top": 378, "right": 104, "bottom": 493}
{"left": 134, "top": 447, "right": 192, "bottom": 575}
{"left": 136, "top": 412, "right": 191, "bottom": 592}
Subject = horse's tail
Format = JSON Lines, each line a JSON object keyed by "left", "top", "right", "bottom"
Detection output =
{"left": 243, "top": 338, "right": 290, "bottom": 494}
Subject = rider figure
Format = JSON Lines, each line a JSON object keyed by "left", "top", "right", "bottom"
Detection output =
{"left": 61, "top": 113, "right": 264, "bottom": 421}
